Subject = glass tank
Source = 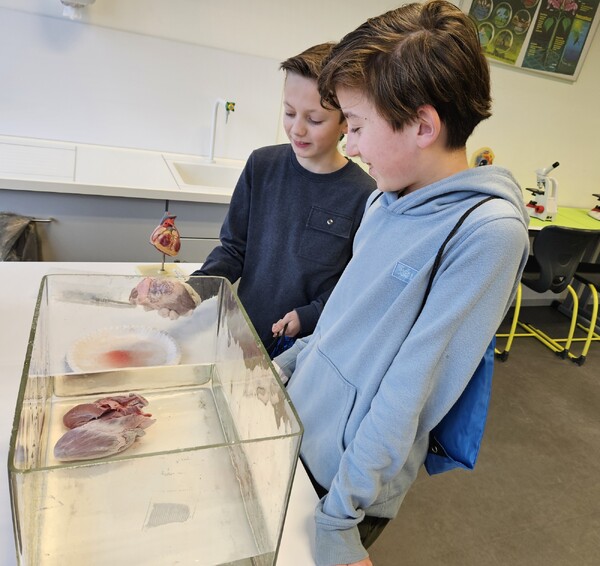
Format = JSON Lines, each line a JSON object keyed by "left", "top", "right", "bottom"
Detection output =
{"left": 8, "top": 274, "right": 302, "bottom": 566}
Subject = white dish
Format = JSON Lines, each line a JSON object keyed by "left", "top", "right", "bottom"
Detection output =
{"left": 67, "top": 326, "right": 181, "bottom": 373}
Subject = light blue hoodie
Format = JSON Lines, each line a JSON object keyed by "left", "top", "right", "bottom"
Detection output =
{"left": 277, "top": 165, "right": 530, "bottom": 566}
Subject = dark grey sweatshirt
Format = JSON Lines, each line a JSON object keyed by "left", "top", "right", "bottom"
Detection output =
{"left": 191, "top": 144, "right": 376, "bottom": 347}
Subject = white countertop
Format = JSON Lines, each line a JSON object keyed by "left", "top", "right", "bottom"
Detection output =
{"left": 0, "top": 261, "right": 317, "bottom": 566}
{"left": 0, "top": 135, "right": 244, "bottom": 204}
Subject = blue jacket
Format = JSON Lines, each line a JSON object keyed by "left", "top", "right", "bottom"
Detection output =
{"left": 193, "top": 144, "right": 376, "bottom": 347}
{"left": 276, "top": 165, "right": 530, "bottom": 565}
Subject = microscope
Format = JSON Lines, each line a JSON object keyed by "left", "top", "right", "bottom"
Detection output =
{"left": 525, "top": 161, "right": 559, "bottom": 222}
{"left": 589, "top": 194, "right": 600, "bottom": 221}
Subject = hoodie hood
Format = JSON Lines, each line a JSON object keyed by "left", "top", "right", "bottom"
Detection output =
{"left": 379, "top": 165, "right": 529, "bottom": 227}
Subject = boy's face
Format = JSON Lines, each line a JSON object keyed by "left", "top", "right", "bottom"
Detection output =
{"left": 283, "top": 73, "right": 347, "bottom": 171}
{"left": 337, "top": 87, "right": 421, "bottom": 194}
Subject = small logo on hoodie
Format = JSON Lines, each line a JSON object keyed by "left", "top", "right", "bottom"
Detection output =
{"left": 392, "top": 261, "right": 417, "bottom": 284}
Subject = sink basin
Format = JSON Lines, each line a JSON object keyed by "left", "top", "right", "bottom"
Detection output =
{"left": 167, "top": 159, "right": 244, "bottom": 190}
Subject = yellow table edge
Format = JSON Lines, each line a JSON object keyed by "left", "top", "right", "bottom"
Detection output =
{"left": 528, "top": 207, "right": 600, "bottom": 231}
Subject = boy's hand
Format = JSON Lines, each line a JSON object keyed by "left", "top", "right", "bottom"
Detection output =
{"left": 271, "top": 310, "right": 301, "bottom": 337}
{"left": 336, "top": 559, "right": 372, "bottom": 566}
{"left": 129, "top": 277, "right": 200, "bottom": 320}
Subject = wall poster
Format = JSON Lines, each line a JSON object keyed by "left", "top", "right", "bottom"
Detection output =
{"left": 462, "top": 0, "right": 600, "bottom": 80}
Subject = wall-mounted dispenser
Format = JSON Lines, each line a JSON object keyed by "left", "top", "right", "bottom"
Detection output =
{"left": 60, "top": 0, "right": 96, "bottom": 20}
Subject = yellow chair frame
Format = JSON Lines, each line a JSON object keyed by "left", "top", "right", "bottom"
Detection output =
{"left": 570, "top": 263, "right": 600, "bottom": 365}
{"left": 495, "top": 283, "right": 582, "bottom": 361}
{"left": 495, "top": 226, "right": 599, "bottom": 364}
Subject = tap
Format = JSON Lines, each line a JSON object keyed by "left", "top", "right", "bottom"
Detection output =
{"left": 61, "top": 0, "right": 96, "bottom": 20}
{"left": 208, "top": 99, "right": 235, "bottom": 163}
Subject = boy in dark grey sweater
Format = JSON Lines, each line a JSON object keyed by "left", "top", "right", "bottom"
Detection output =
{"left": 191, "top": 43, "right": 376, "bottom": 349}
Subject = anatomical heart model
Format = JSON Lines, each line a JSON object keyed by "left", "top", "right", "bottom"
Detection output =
{"left": 150, "top": 212, "right": 181, "bottom": 271}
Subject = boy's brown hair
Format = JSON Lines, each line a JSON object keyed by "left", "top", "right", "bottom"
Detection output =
{"left": 318, "top": 0, "right": 491, "bottom": 149}
{"left": 280, "top": 42, "right": 345, "bottom": 126}
{"left": 280, "top": 42, "right": 337, "bottom": 80}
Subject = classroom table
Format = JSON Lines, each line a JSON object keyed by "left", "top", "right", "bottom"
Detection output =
{"left": 0, "top": 262, "right": 318, "bottom": 566}
{"left": 527, "top": 206, "right": 600, "bottom": 231}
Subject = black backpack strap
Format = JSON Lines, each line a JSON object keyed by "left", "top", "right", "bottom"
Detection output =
{"left": 368, "top": 191, "right": 384, "bottom": 208}
{"left": 418, "top": 195, "right": 499, "bottom": 316}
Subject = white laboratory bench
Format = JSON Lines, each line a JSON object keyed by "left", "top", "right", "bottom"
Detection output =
{"left": 0, "top": 261, "right": 317, "bottom": 566}
{"left": 0, "top": 134, "right": 244, "bottom": 204}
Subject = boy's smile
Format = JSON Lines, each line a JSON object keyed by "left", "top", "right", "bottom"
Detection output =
{"left": 283, "top": 73, "right": 347, "bottom": 174}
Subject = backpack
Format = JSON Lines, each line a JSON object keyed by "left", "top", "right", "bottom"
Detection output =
{"left": 425, "top": 337, "right": 495, "bottom": 474}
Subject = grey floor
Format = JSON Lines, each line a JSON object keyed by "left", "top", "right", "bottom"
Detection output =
{"left": 368, "top": 305, "right": 600, "bottom": 566}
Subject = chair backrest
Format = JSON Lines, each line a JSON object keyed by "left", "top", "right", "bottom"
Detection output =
{"left": 524, "top": 226, "right": 598, "bottom": 293}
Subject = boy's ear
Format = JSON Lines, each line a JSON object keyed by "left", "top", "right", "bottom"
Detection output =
{"left": 415, "top": 105, "right": 441, "bottom": 149}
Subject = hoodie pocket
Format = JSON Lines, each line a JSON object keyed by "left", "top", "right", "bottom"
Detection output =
{"left": 290, "top": 347, "right": 357, "bottom": 487}
{"left": 297, "top": 206, "right": 353, "bottom": 267}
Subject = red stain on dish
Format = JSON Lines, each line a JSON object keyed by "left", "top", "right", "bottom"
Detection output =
{"left": 101, "top": 348, "right": 151, "bottom": 369}
{"left": 103, "top": 349, "right": 134, "bottom": 367}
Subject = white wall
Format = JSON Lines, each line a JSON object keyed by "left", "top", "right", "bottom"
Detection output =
{"left": 468, "top": 49, "right": 600, "bottom": 208}
{"left": 0, "top": 7, "right": 285, "bottom": 161}
{"left": 0, "top": 0, "right": 402, "bottom": 59}
{"left": 1, "top": 0, "right": 599, "bottom": 208}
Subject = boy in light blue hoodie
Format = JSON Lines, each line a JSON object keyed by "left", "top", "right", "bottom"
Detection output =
{"left": 274, "top": 2, "right": 530, "bottom": 565}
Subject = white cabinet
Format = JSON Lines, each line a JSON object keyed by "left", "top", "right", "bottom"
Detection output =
{"left": 1, "top": 189, "right": 228, "bottom": 263}
{"left": 167, "top": 199, "right": 228, "bottom": 264}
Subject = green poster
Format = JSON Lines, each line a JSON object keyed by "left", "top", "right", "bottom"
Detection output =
{"left": 469, "top": 0, "right": 540, "bottom": 65}
{"left": 522, "top": 0, "right": 600, "bottom": 75}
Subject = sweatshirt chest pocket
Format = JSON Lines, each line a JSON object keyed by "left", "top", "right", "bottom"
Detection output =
{"left": 298, "top": 206, "right": 354, "bottom": 267}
